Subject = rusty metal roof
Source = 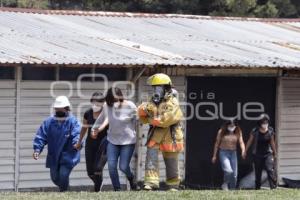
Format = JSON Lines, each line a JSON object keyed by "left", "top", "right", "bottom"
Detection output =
{"left": 0, "top": 8, "right": 300, "bottom": 68}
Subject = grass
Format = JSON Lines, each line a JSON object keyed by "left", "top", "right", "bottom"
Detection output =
{"left": 1, "top": 189, "right": 300, "bottom": 200}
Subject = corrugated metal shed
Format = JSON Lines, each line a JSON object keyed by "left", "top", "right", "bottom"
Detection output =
{"left": 0, "top": 8, "right": 300, "bottom": 68}
{"left": 0, "top": 81, "right": 16, "bottom": 190}
{"left": 278, "top": 78, "right": 300, "bottom": 181}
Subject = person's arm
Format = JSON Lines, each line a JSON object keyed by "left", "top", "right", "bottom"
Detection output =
{"left": 91, "top": 117, "right": 108, "bottom": 139}
{"left": 150, "top": 98, "right": 183, "bottom": 128}
{"left": 212, "top": 129, "right": 222, "bottom": 164}
{"left": 239, "top": 132, "right": 246, "bottom": 159}
{"left": 91, "top": 105, "right": 108, "bottom": 139}
{"left": 97, "top": 117, "right": 109, "bottom": 133}
{"left": 245, "top": 132, "right": 254, "bottom": 156}
{"left": 137, "top": 102, "right": 153, "bottom": 124}
{"left": 270, "top": 134, "right": 277, "bottom": 159}
{"left": 74, "top": 118, "right": 88, "bottom": 150}
{"left": 71, "top": 118, "right": 81, "bottom": 149}
{"left": 129, "top": 101, "right": 138, "bottom": 120}
{"left": 92, "top": 104, "right": 106, "bottom": 130}
{"left": 33, "top": 120, "right": 49, "bottom": 160}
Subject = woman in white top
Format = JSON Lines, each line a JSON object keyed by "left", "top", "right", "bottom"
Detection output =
{"left": 92, "top": 87, "right": 137, "bottom": 191}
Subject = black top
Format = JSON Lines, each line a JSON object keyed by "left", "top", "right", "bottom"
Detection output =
{"left": 84, "top": 108, "right": 108, "bottom": 145}
{"left": 252, "top": 127, "right": 274, "bottom": 157}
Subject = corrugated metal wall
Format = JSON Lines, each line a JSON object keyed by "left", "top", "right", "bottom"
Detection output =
{"left": 8, "top": 72, "right": 300, "bottom": 189}
{"left": 136, "top": 76, "right": 186, "bottom": 182}
{"left": 278, "top": 78, "right": 300, "bottom": 181}
{"left": 8, "top": 79, "right": 131, "bottom": 190}
{"left": 0, "top": 81, "right": 16, "bottom": 190}
{"left": 4, "top": 74, "right": 186, "bottom": 190}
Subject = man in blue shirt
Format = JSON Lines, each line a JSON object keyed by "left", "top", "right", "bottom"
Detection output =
{"left": 33, "top": 96, "right": 81, "bottom": 192}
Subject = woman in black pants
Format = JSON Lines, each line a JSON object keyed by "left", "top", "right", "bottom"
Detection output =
{"left": 74, "top": 92, "right": 108, "bottom": 192}
{"left": 245, "top": 113, "right": 277, "bottom": 189}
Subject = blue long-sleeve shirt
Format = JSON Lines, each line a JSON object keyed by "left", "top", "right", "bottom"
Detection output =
{"left": 33, "top": 114, "right": 81, "bottom": 169}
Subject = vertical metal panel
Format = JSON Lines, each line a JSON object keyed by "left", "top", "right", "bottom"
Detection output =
{"left": 278, "top": 78, "right": 300, "bottom": 182}
{"left": 275, "top": 76, "right": 282, "bottom": 184}
{"left": 137, "top": 76, "right": 186, "bottom": 181}
{"left": 14, "top": 66, "right": 21, "bottom": 191}
{"left": 0, "top": 80, "right": 16, "bottom": 190}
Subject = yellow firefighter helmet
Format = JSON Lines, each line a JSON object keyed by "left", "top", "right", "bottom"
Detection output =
{"left": 147, "top": 73, "right": 172, "bottom": 86}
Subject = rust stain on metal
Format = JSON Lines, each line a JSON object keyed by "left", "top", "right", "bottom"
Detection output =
{"left": 270, "top": 23, "right": 300, "bottom": 33}
{"left": 0, "top": 7, "right": 300, "bottom": 22}
{"left": 272, "top": 42, "right": 300, "bottom": 52}
{"left": 46, "top": 41, "right": 69, "bottom": 50}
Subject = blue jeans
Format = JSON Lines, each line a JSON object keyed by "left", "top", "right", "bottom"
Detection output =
{"left": 107, "top": 141, "right": 135, "bottom": 190}
{"left": 50, "top": 164, "right": 73, "bottom": 192}
{"left": 219, "top": 149, "right": 238, "bottom": 189}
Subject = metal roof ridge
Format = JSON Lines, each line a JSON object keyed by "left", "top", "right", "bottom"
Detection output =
{"left": 0, "top": 7, "right": 300, "bottom": 22}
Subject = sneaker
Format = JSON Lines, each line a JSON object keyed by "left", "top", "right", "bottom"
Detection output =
{"left": 95, "top": 181, "right": 103, "bottom": 192}
{"left": 143, "top": 185, "right": 153, "bottom": 191}
{"left": 221, "top": 183, "right": 229, "bottom": 191}
{"left": 94, "top": 175, "right": 103, "bottom": 192}
{"left": 94, "top": 184, "right": 100, "bottom": 192}
{"left": 166, "top": 185, "right": 179, "bottom": 191}
{"left": 128, "top": 176, "right": 138, "bottom": 191}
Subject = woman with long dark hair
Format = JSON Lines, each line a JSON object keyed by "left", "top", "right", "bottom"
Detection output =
{"left": 212, "top": 119, "right": 246, "bottom": 190}
{"left": 91, "top": 87, "right": 137, "bottom": 191}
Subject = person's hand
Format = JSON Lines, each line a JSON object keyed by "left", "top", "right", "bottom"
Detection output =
{"left": 138, "top": 106, "right": 148, "bottom": 117}
{"left": 91, "top": 129, "right": 99, "bottom": 139}
{"left": 33, "top": 152, "right": 40, "bottom": 160}
{"left": 74, "top": 142, "right": 82, "bottom": 150}
{"left": 242, "top": 151, "right": 247, "bottom": 160}
{"left": 211, "top": 156, "right": 217, "bottom": 164}
{"left": 273, "top": 153, "right": 277, "bottom": 160}
{"left": 150, "top": 118, "right": 161, "bottom": 127}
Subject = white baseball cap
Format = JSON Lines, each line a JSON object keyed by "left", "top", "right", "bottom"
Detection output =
{"left": 53, "top": 96, "right": 71, "bottom": 108}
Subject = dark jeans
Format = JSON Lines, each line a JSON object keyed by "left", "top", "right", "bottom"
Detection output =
{"left": 253, "top": 154, "right": 277, "bottom": 189}
{"left": 85, "top": 137, "right": 108, "bottom": 192}
{"left": 107, "top": 141, "right": 135, "bottom": 190}
{"left": 50, "top": 165, "right": 73, "bottom": 192}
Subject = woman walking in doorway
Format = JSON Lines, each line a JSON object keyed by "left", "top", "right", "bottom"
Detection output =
{"left": 245, "top": 113, "right": 277, "bottom": 189}
{"left": 212, "top": 119, "right": 246, "bottom": 190}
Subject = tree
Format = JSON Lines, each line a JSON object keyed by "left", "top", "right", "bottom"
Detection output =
{"left": 0, "top": 0, "right": 300, "bottom": 18}
{"left": 0, "top": 0, "right": 17, "bottom": 7}
{"left": 254, "top": 1, "right": 278, "bottom": 17}
{"left": 49, "top": 0, "right": 84, "bottom": 9}
{"left": 209, "top": 0, "right": 258, "bottom": 17}
{"left": 270, "top": 0, "right": 297, "bottom": 17}
{"left": 291, "top": 0, "right": 300, "bottom": 15}
{"left": 18, "top": 0, "right": 49, "bottom": 9}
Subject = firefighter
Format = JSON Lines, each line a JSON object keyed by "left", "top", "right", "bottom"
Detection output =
{"left": 138, "top": 73, "right": 184, "bottom": 191}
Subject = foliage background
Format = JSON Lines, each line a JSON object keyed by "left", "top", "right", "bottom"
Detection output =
{"left": 1, "top": 0, "right": 300, "bottom": 18}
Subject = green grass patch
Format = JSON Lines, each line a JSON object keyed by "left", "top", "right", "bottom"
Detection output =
{"left": 1, "top": 189, "right": 300, "bottom": 200}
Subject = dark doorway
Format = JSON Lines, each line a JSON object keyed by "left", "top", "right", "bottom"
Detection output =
{"left": 185, "top": 77, "right": 276, "bottom": 189}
